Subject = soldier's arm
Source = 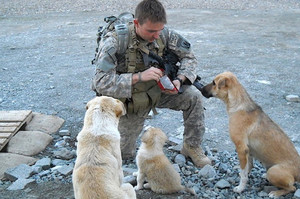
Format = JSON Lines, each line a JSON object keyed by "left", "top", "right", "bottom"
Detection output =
{"left": 91, "top": 32, "right": 137, "bottom": 98}
{"left": 165, "top": 28, "right": 198, "bottom": 84}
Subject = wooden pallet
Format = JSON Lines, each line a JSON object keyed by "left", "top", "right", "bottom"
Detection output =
{"left": 0, "top": 110, "right": 33, "bottom": 151}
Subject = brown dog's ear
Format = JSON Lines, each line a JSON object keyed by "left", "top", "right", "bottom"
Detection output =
{"left": 218, "top": 77, "right": 229, "bottom": 89}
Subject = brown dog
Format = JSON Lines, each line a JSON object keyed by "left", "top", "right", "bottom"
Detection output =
{"left": 72, "top": 96, "right": 136, "bottom": 199}
{"left": 133, "top": 127, "right": 196, "bottom": 195}
{"left": 201, "top": 71, "right": 300, "bottom": 198}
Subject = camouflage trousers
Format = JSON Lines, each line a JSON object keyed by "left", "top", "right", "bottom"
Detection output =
{"left": 118, "top": 85, "right": 205, "bottom": 158}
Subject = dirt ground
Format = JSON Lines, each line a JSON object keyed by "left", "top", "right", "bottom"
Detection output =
{"left": 0, "top": 7, "right": 300, "bottom": 199}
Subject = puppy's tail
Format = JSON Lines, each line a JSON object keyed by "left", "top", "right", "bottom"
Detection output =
{"left": 184, "top": 186, "right": 196, "bottom": 195}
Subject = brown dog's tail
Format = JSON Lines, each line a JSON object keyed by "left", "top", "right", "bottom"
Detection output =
{"left": 184, "top": 186, "right": 196, "bottom": 195}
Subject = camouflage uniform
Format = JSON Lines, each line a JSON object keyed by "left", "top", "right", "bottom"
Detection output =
{"left": 92, "top": 25, "right": 205, "bottom": 158}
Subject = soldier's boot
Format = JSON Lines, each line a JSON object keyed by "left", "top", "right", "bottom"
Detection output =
{"left": 181, "top": 142, "right": 211, "bottom": 167}
{"left": 121, "top": 148, "right": 136, "bottom": 160}
{"left": 121, "top": 135, "right": 138, "bottom": 160}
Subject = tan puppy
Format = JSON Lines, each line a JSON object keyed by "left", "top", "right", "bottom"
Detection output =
{"left": 201, "top": 71, "right": 300, "bottom": 198}
{"left": 72, "top": 96, "right": 136, "bottom": 199}
{"left": 134, "top": 127, "right": 196, "bottom": 195}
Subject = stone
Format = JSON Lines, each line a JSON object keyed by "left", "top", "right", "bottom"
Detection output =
{"left": 215, "top": 179, "right": 231, "bottom": 189}
{"left": 174, "top": 154, "right": 186, "bottom": 166}
{"left": 294, "top": 189, "right": 300, "bottom": 199}
{"left": 4, "top": 164, "right": 34, "bottom": 181}
{"left": 123, "top": 175, "right": 136, "bottom": 185}
{"left": 198, "top": 164, "right": 216, "bottom": 178}
{"left": 6, "top": 131, "right": 53, "bottom": 156}
{"left": 34, "top": 157, "right": 51, "bottom": 170}
{"left": 285, "top": 94, "right": 300, "bottom": 102}
{"left": 58, "top": 129, "right": 70, "bottom": 136}
{"left": 56, "top": 164, "right": 73, "bottom": 176}
{"left": 25, "top": 112, "right": 65, "bottom": 134}
{"left": 7, "top": 178, "right": 35, "bottom": 190}
{"left": 53, "top": 148, "right": 75, "bottom": 160}
{"left": 167, "top": 137, "right": 182, "bottom": 145}
{"left": 0, "top": 153, "right": 37, "bottom": 180}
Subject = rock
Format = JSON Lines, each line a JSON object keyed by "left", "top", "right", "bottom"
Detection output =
{"left": 285, "top": 94, "right": 300, "bottom": 102}
{"left": 31, "top": 165, "right": 42, "bottom": 174}
{"left": 56, "top": 164, "right": 73, "bottom": 176}
{"left": 122, "top": 167, "right": 137, "bottom": 176}
{"left": 258, "top": 191, "right": 269, "bottom": 197}
{"left": 53, "top": 148, "right": 75, "bottom": 160}
{"left": 198, "top": 164, "right": 216, "bottom": 178}
{"left": 4, "top": 164, "right": 34, "bottom": 181}
{"left": 294, "top": 189, "right": 300, "bottom": 199}
{"left": 54, "top": 140, "right": 66, "bottom": 148}
{"left": 34, "top": 157, "right": 51, "bottom": 170}
{"left": 7, "top": 131, "right": 53, "bottom": 156}
{"left": 123, "top": 175, "right": 136, "bottom": 185}
{"left": 174, "top": 154, "right": 186, "bottom": 166}
{"left": 168, "top": 144, "right": 182, "bottom": 152}
{"left": 167, "top": 137, "right": 182, "bottom": 145}
{"left": 0, "top": 153, "right": 37, "bottom": 180}
{"left": 25, "top": 112, "right": 65, "bottom": 134}
{"left": 7, "top": 178, "right": 36, "bottom": 190}
{"left": 51, "top": 159, "right": 68, "bottom": 166}
{"left": 58, "top": 129, "right": 70, "bottom": 136}
{"left": 215, "top": 179, "right": 231, "bottom": 189}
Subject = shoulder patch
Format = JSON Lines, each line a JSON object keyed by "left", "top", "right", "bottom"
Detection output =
{"left": 177, "top": 36, "right": 191, "bottom": 50}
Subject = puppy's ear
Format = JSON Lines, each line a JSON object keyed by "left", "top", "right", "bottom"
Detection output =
{"left": 141, "top": 129, "right": 154, "bottom": 146}
{"left": 85, "top": 101, "right": 90, "bottom": 110}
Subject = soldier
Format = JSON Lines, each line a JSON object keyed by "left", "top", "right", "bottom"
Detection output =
{"left": 91, "top": 0, "right": 211, "bottom": 167}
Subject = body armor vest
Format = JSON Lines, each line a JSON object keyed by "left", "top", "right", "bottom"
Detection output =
{"left": 116, "top": 23, "right": 165, "bottom": 116}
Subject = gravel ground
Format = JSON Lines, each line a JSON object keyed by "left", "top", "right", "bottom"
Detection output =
{"left": 1, "top": 0, "right": 300, "bottom": 198}
{"left": 1, "top": 0, "right": 300, "bottom": 16}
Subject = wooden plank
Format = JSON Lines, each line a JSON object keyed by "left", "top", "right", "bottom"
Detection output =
{"left": 0, "top": 110, "right": 32, "bottom": 122}
{"left": 0, "top": 126, "right": 17, "bottom": 133}
{"left": 0, "top": 122, "right": 21, "bottom": 127}
{"left": 0, "top": 138, "right": 6, "bottom": 145}
{"left": 0, "top": 110, "right": 33, "bottom": 151}
{"left": 0, "top": 133, "right": 12, "bottom": 138}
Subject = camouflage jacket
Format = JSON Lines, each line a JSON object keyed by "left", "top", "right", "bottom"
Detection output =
{"left": 91, "top": 25, "right": 198, "bottom": 98}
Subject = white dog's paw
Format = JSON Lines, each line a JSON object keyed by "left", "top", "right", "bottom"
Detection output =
{"left": 132, "top": 172, "right": 138, "bottom": 177}
{"left": 143, "top": 183, "right": 151, "bottom": 189}
{"left": 262, "top": 173, "right": 267, "bottom": 179}
{"left": 233, "top": 186, "right": 244, "bottom": 193}
{"left": 134, "top": 186, "right": 141, "bottom": 191}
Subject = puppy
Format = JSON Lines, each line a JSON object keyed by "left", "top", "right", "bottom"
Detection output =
{"left": 201, "top": 71, "right": 300, "bottom": 198}
{"left": 134, "top": 127, "right": 196, "bottom": 195}
{"left": 72, "top": 96, "right": 136, "bottom": 199}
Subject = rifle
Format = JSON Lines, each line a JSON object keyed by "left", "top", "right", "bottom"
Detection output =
{"left": 142, "top": 50, "right": 205, "bottom": 94}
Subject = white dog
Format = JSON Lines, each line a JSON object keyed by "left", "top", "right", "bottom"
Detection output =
{"left": 134, "top": 127, "right": 195, "bottom": 195}
{"left": 72, "top": 96, "right": 136, "bottom": 199}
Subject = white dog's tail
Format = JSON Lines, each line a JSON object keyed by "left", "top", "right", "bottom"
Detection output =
{"left": 184, "top": 186, "right": 196, "bottom": 195}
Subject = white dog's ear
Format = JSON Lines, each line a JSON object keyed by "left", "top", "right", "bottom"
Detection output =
{"left": 115, "top": 100, "right": 126, "bottom": 118}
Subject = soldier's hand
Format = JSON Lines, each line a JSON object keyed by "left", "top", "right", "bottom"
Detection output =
{"left": 162, "top": 79, "right": 180, "bottom": 95}
{"left": 141, "top": 67, "right": 163, "bottom": 82}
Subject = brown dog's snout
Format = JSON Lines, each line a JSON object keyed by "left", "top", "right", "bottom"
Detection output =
{"left": 201, "top": 84, "right": 213, "bottom": 98}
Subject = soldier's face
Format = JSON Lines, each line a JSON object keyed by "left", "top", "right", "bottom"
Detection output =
{"left": 134, "top": 19, "right": 165, "bottom": 42}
